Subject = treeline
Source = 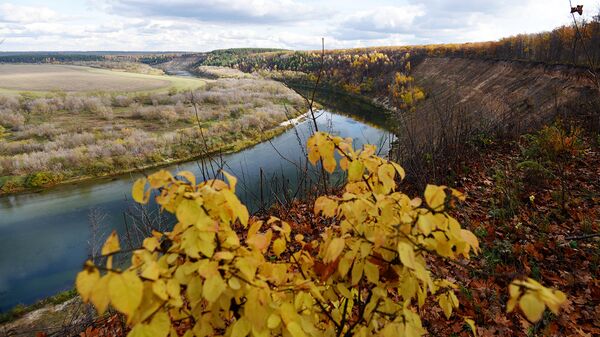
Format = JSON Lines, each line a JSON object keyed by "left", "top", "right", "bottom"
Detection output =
{"left": 412, "top": 14, "right": 600, "bottom": 68}
{"left": 198, "top": 48, "right": 426, "bottom": 110}
{"left": 0, "top": 53, "right": 104, "bottom": 63}
{"left": 198, "top": 48, "right": 287, "bottom": 67}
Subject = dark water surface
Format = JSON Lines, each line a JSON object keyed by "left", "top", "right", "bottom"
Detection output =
{"left": 0, "top": 92, "right": 395, "bottom": 311}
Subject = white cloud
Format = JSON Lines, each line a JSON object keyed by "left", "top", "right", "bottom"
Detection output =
{"left": 0, "top": 3, "right": 58, "bottom": 24}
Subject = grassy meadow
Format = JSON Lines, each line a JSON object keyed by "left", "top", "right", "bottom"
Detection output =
{"left": 0, "top": 64, "right": 305, "bottom": 194}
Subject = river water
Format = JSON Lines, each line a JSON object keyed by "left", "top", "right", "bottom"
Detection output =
{"left": 0, "top": 90, "right": 395, "bottom": 312}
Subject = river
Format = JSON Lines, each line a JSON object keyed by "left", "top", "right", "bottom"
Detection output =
{"left": 0, "top": 89, "right": 395, "bottom": 312}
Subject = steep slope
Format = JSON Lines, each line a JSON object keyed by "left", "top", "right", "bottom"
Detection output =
{"left": 410, "top": 57, "right": 597, "bottom": 132}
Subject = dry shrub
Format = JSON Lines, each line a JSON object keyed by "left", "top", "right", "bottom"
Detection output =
{"left": 0, "top": 109, "right": 25, "bottom": 130}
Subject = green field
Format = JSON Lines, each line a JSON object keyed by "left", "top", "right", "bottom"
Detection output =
{"left": 0, "top": 64, "right": 207, "bottom": 94}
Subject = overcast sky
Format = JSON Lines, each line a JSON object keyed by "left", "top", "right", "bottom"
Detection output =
{"left": 0, "top": 0, "right": 596, "bottom": 51}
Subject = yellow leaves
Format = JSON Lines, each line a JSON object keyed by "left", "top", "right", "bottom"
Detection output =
{"left": 507, "top": 278, "right": 567, "bottom": 322}
{"left": 102, "top": 231, "right": 120, "bottom": 256}
{"left": 128, "top": 311, "right": 170, "bottom": 337}
{"left": 324, "top": 238, "right": 345, "bottom": 263}
{"left": 459, "top": 229, "right": 480, "bottom": 255}
{"left": 307, "top": 132, "right": 337, "bottom": 173}
{"left": 424, "top": 184, "right": 447, "bottom": 211}
{"left": 437, "top": 291, "right": 459, "bottom": 319}
{"left": 378, "top": 163, "right": 396, "bottom": 192}
{"left": 132, "top": 178, "right": 150, "bottom": 204}
{"left": 231, "top": 317, "right": 251, "bottom": 337}
{"left": 109, "top": 271, "right": 144, "bottom": 319}
{"left": 314, "top": 196, "right": 338, "bottom": 217}
{"left": 76, "top": 263, "right": 99, "bottom": 302}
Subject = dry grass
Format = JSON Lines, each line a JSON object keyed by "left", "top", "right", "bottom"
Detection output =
{"left": 0, "top": 64, "right": 206, "bottom": 94}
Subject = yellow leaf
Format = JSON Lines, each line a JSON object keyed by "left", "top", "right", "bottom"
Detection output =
{"left": 222, "top": 171, "right": 237, "bottom": 192}
{"left": 90, "top": 274, "right": 112, "bottom": 315}
{"left": 324, "top": 238, "right": 345, "bottom": 263}
{"left": 128, "top": 325, "right": 154, "bottom": 337}
{"left": 101, "top": 231, "right": 120, "bottom": 256}
{"left": 149, "top": 311, "right": 170, "bottom": 337}
{"left": 464, "top": 318, "right": 477, "bottom": 336}
{"left": 148, "top": 170, "right": 173, "bottom": 189}
{"left": 231, "top": 317, "right": 251, "bottom": 337}
{"left": 267, "top": 314, "right": 281, "bottom": 329}
{"left": 143, "top": 237, "right": 160, "bottom": 252}
{"left": 439, "top": 294, "right": 453, "bottom": 319}
{"left": 351, "top": 260, "right": 364, "bottom": 285}
{"left": 109, "top": 271, "right": 143, "bottom": 319}
{"left": 348, "top": 160, "right": 364, "bottom": 182}
{"left": 76, "top": 265, "right": 99, "bottom": 302}
{"left": 397, "top": 241, "right": 416, "bottom": 269}
{"left": 286, "top": 321, "right": 306, "bottom": 337}
{"left": 141, "top": 261, "right": 160, "bottom": 281}
{"left": 424, "top": 184, "right": 446, "bottom": 211}
{"left": 314, "top": 196, "right": 338, "bottom": 217}
{"left": 507, "top": 284, "right": 521, "bottom": 313}
{"left": 543, "top": 289, "right": 566, "bottom": 314}
{"left": 519, "top": 292, "right": 545, "bottom": 322}
{"left": 152, "top": 279, "right": 168, "bottom": 301}
{"left": 378, "top": 163, "right": 396, "bottom": 191}
{"left": 460, "top": 229, "right": 480, "bottom": 255}
{"left": 203, "top": 275, "right": 226, "bottom": 303}
{"left": 364, "top": 261, "right": 379, "bottom": 284}
{"left": 177, "top": 170, "right": 196, "bottom": 186}
{"left": 132, "top": 178, "right": 149, "bottom": 204}
{"left": 176, "top": 199, "right": 203, "bottom": 226}
{"left": 272, "top": 238, "right": 286, "bottom": 257}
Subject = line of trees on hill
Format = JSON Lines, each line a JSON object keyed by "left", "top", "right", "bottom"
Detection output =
{"left": 412, "top": 12, "right": 600, "bottom": 68}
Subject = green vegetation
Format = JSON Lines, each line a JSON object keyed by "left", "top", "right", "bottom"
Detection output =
{"left": 0, "top": 289, "right": 77, "bottom": 324}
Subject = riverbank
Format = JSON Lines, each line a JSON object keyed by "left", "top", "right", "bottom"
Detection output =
{"left": 0, "top": 116, "right": 302, "bottom": 197}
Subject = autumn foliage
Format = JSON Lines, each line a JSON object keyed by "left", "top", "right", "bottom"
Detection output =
{"left": 76, "top": 132, "right": 566, "bottom": 336}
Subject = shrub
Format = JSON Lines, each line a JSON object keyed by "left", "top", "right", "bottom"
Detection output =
{"left": 113, "top": 95, "right": 133, "bottom": 108}
{"left": 0, "top": 109, "right": 26, "bottom": 130}
{"left": 0, "top": 95, "right": 21, "bottom": 110}
{"left": 77, "top": 132, "right": 566, "bottom": 337}
{"left": 25, "top": 171, "right": 60, "bottom": 187}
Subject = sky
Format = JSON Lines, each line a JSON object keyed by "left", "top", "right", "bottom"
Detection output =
{"left": 0, "top": 0, "right": 597, "bottom": 51}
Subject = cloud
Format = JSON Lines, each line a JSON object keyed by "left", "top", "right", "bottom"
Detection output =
{"left": 103, "top": 0, "right": 325, "bottom": 24}
{"left": 333, "top": 5, "right": 426, "bottom": 40}
{"left": 0, "top": 3, "right": 58, "bottom": 24}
